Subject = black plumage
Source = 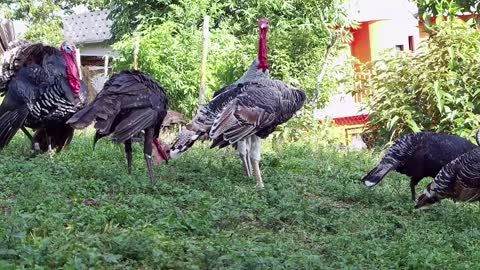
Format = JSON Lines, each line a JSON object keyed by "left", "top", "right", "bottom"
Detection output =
{"left": 209, "top": 79, "right": 306, "bottom": 189}
{"left": 170, "top": 17, "right": 270, "bottom": 158}
{"left": 170, "top": 82, "right": 250, "bottom": 153}
{"left": 0, "top": 42, "right": 89, "bottom": 152}
{"left": 415, "top": 147, "right": 480, "bottom": 209}
{"left": 363, "top": 132, "right": 477, "bottom": 200}
{"left": 67, "top": 70, "right": 169, "bottom": 184}
{"left": 209, "top": 79, "right": 306, "bottom": 148}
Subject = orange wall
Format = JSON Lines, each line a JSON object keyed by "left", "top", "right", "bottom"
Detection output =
{"left": 350, "top": 21, "right": 372, "bottom": 63}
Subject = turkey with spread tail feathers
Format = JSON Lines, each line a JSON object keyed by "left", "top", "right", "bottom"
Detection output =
{"left": 67, "top": 70, "right": 169, "bottom": 184}
{"left": 362, "top": 132, "right": 477, "bottom": 200}
{"left": 416, "top": 147, "right": 480, "bottom": 209}
{"left": 0, "top": 41, "right": 89, "bottom": 152}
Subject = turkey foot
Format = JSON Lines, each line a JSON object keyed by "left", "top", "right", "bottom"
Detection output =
{"left": 253, "top": 160, "right": 264, "bottom": 190}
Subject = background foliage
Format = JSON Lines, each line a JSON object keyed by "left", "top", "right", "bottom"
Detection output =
{"left": 0, "top": 0, "right": 106, "bottom": 45}
{"left": 415, "top": 0, "right": 479, "bottom": 18}
{"left": 358, "top": 18, "right": 480, "bottom": 144}
{"left": 110, "top": 0, "right": 357, "bottom": 117}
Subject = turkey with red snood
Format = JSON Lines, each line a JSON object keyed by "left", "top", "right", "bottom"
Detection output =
{"left": 0, "top": 41, "right": 90, "bottom": 152}
{"left": 169, "top": 18, "right": 306, "bottom": 189}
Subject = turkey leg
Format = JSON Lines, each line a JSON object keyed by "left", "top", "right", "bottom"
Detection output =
{"left": 245, "top": 137, "right": 253, "bottom": 176}
{"left": 250, "top": 136, "right": 264, "bottom": 189}
{"left": 46, "top": 136, "right": 54, "bottom": 158}
{"left": 21, "top": 127, "right": 35, "bottom": 147}
{"left": 236, "top": 139, "right": 252, "bottom": 177}
{"left": 410, "top": 177, "right": 422, "bottom": 201}
{"left": 143, "top": 128, "right": 157, "bottom": 185}
{"left": 124, "top": 139, "right": 133, "bottom": 174}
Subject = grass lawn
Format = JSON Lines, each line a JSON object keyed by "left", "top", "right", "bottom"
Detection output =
{"left": 1, "top": 130, "right": 480, "bottom": 269}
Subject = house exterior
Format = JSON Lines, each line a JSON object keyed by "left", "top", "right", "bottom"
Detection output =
{"left": 349, "top": 0, "right": 419, "bottom": 63}
{"left": 316, "top": 0, "right": 419, "bottom": 146}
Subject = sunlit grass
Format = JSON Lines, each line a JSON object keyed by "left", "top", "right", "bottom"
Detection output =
{"left": 1, "top": 131, "right": 480, "bottom": 269}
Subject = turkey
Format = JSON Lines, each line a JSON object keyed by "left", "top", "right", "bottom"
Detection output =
{"left": 362, "top": 132, "right": 477, "bottom": 200}
{"left": 0, "top": 41, "right": 89, "bottom": 152}
{"left": 67, "top": 70, "right": 169, "bottom": 184}
{"left": 207, "top": 79, "right": 306, "bottom": 189}
{"left": 415, "top": 147, "right": 480, "bottom": 209}
{"left": 169, "top": 18, "right": 271, "bottom": 179}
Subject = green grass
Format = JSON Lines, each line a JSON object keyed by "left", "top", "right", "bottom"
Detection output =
{"left": 2, "top": 131, "right": 480, "bottom": 269}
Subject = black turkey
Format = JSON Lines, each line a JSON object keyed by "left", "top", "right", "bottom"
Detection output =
{"left": 0, "top": 41, "right": 89, "bottom": 152}
{"left": 415, "top": 147, "right": 480, "bottom": 209}
{"left": 67, "top": 70, "right": 169, "bottom": 184}
{"left": 170, "top": 18, "right": 272, "bottom": 181}
{"left": 362, "top": 132, "right": 477, "bottom": 200}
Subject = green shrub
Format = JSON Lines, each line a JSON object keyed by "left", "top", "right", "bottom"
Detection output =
{"left": 110, "top": 0, "right": 357, "bottom": 118}
{"left": 359, "top": 18, "right": 480, "bottom": 144}
{"left": 112, "top": 22, "right": 251, "bottom": 118}
{"left": 271, "top": 105, "right": 345, "bottom": 147}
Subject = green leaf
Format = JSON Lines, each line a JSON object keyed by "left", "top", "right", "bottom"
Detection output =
{"left": 387, "top": 115, "right": 400, "bottom": 131}
{"left": 406, "top": 119, "right": 421, "bottom": 132}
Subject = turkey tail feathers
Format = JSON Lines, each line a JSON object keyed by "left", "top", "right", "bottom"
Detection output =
{"left": 362, "top": 163, "right": 395, "bottom": 187}
{"left": 66, "top": 104, "right": 96, "bottom": 129}
{"left": 169, "top": 128, "right": 203, "bottom": 159}
{"left": 0, "top": 107, "right": 29, "bottom": 149}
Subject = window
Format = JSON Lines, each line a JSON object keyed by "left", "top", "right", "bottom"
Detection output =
{"left": 408, "top": 36, "right": 414, "bottom": 51}
{"left": 395, "top": 45, "right": 404, "bottom": 51}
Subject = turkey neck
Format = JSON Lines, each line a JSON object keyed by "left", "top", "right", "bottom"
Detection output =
{"left": 61, "top": 50, "right": 81, "bottom": 96}
{"left": 257, "top": 27, "right": 269, "bottom": 73}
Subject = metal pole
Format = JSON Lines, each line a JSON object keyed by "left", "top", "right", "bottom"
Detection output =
{"left": 198, "top": 16, "right": 210, "bottom": 108}
{"left": 76, "top": 47, "right": 82, "bottom": 80}
{"left": 103, "top": 54, "right": 109, "bottom": 77}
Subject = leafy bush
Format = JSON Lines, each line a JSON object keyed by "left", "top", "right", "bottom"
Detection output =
{"left": 358, "top": 18, "right": 480, "bottom": 143}
{"left": 111, "top": 0, "right": 356, "bottom": 117}
{"left": 112, "top": 22, "right": 250, "bottom": 118}
{"left": 271, "top": 105, "right": 345, "bottom": 147}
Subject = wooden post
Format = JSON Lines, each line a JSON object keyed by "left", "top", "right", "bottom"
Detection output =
{"left": 76, "top": 47, "right": 82, "bottom": 80}
{"left": 103, "top": 54, "right": 109, "bottom": 77}
{"left": 198, "top": 16, "right": 210, "bottom": 108}
{"left": 133, "top": 37, "right": 140, "bottom": 70}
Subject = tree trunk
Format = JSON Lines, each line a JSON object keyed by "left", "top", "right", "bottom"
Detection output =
{"left": 198, "top": 16, "right": 210, "bottom": 110}
{"left": 310, "top": 40, "right": 334, "bottom": 104}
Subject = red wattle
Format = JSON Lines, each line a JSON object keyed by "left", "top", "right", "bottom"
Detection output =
{"left": 61, "top": 50, "right": 81, "bottom": 95}
{"left": 152, "top": 142, "right": 163, "bottom": 165}
{"left": 257, "top": 28, "right": 269, "bottom": 72}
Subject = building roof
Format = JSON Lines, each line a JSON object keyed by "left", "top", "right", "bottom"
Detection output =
{"left": 349, "top": 0, "right": 418, "bottom": 22}
{"left": 62, "top": 10, "right": 112, "bottom": 44}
